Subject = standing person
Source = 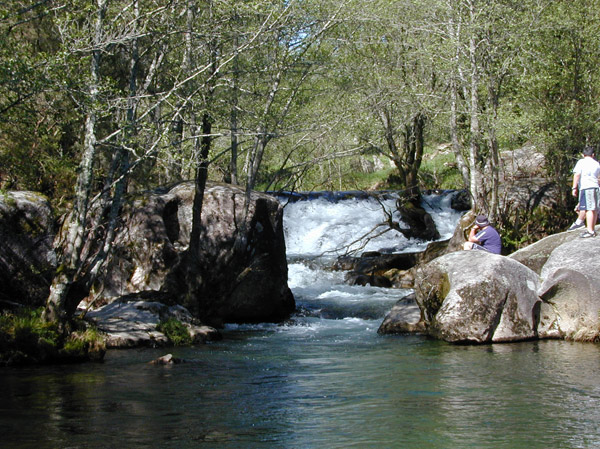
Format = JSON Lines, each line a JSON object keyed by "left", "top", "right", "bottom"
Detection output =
{"left": 463, "top": 214, "right": 502, "bottom": 254}
{"left": 572, "top": 145, "right": 600, "bottom": 238}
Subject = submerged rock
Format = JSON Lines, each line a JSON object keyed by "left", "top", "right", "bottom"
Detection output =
{"left": 150, "top": 354, "right": 184, "bottom": 365}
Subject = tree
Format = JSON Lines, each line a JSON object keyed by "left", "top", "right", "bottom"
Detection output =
{"left": 429, "top": 0, "right": 547, "bottom": 219}
{"left": 325, "top": 0, "right": 440, "bottom": 197}
{"left": 43, "top": 0, "right": 109, "bottom": 326}
{"left": 519, "top": 0, "right": 600, "bottom": 219}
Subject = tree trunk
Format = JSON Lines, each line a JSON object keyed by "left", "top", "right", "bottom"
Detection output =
{"left": 405, "top": 113, "right": 425, "bottom": 198}
{"left": 44, "top": 0, "right": 107, "bottom": 325}
{"left": 185, "top": 0, "right": 217, "bottom": 315}
{"left": 468, "top": 2, "right": 487, "bottom": 214}
{"left": 450, "top": 74, "right": 470, "bottom": 187}
{"left": 487, "top": 82, "right": 501, "bottom": 222}
{"left": 229, "top": 31, "right": 240, "bottom": 185}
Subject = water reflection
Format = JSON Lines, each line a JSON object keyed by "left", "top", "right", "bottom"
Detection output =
{"left": 432, "top": 341, "right": 600, "bottom": 449}
{"left": 2, "top": 338, "right": 600, "bottom": 448}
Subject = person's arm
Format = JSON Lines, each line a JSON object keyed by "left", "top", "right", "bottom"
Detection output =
{"left": 468, "top": 225, "right": 480, "bottom": 243}
{"left": 573, "top": 173, "right": 581, "bottom": 197}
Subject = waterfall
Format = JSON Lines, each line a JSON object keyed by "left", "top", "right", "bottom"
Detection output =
{"left": 281, "top": 191, "right": 462, "bottom": 258}
{"left": 271, "top": 190, "right": 464, "bottom": 324}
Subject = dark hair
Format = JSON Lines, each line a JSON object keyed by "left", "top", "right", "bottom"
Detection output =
{"left": 583, "top": 145, "right": 595, "bottom": 157}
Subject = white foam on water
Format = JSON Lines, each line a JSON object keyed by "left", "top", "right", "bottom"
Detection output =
{"left": 276, "top": 191, "right": 462, "bottom": 324}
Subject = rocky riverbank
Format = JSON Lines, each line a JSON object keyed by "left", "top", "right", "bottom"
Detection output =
{"left": 378, "top": 227, "right": 600, "bottom": 343}
{"left": 0, "top": 182, "right": 295, "bottom": 350}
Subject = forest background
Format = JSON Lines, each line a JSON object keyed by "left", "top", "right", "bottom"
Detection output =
{"left": 2, "top": 0, "right": 600, "bottom": 260}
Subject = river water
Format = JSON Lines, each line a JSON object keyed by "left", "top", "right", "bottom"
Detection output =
{"left": 2, "top": 192, "right": 600, "bottom": 448}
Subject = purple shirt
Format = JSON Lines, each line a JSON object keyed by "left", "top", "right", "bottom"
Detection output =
{"left": 475, "top": 226, "right": 502, "bottom": 254}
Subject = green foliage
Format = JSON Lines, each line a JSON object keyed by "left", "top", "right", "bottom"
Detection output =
{"left": 418, "top": 149, "right": 465, "bottom": 190}
{"left": 499, "top": 203, "right": 574, "bottom": 254}
{"left": 157, "top": 318, "right": 192, "bottom": 346}
{"left": 0, "top": 308, "right": 59, "bottom": 364}
{"left": 0, "top": 308, "right": 105, "bottom": 365}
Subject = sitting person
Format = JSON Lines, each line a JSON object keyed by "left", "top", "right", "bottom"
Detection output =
{"left": 463, "top": 214, "right": 502, "bottom": 254}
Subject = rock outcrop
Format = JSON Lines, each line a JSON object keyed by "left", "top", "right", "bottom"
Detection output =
{"left": 412, "top": 251, "right": 540, "bottom": 343}
{"left": 83, "top": 181, "right": 295, "bottom": 327}
{"left": 380, "top": 225, "right": 600, "bottom": 344}
{"left": 0, "top": 183, "right": 295, "bottom": 348}
{"left": 0, "top": 191, "right": 56, "bottom": 310}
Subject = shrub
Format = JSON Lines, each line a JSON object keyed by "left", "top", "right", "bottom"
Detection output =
{"left": 157, "top": 318, "right": 192, "bottom": 346}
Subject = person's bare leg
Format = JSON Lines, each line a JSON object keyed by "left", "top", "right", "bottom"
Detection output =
{"left": 586, "top": 210, "right": 596, "bottom": 233}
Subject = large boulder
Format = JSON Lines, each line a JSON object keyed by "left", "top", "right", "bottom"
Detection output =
{"left": 413, "top": 251, "right": 540, "bottom": 343}
{"left": 0, "top": 191, "right": 56, "bottom": 310}
{"left": 80, "top": 182, "right": 295, "bottom": 326}
{"left": 537, "top": 237, "right": 600, "bottom": 341}
{"left": 509, "top": 230, "right": 582, "bottom": 274}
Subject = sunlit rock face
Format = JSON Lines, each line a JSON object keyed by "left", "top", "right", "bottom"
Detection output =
{"left": 86, "top": 181, "right": 295, "bottom": 326}
{"left": 0, "top": 191, "right": 56, "bottom": 310}
{"left": 538, "top": 237, "right": 600, "bottom": 342}
{"left": 413, "top": 251, "right": 540, "bottom": 344}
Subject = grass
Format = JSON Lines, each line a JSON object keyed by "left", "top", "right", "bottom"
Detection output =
{"left": 0, "top": 308, "right": 106, "bottom": 365}
{"left": 418, "top": 149, "right": 464, "bottom": 190}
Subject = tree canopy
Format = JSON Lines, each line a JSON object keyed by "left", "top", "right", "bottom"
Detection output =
{"left": 2, "top": 0, "right": 600, "bottom": 232}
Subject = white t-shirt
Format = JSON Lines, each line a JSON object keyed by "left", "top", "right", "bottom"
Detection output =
{"left": 573, "top": 156, "right": 600, "bottom": 190}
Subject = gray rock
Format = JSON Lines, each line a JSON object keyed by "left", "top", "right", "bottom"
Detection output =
{"left": 80, "top": 181, "right": 295, "bottom": 326}
{"left": 0, "top": 191, "right": 56, "bottom": 309}
{"left": 509, "top": 230, "right": 582, "bottom": 274}
{"left": 414, "top": 251, "right": 540, "bottom": 343}
{"left": 85, "top": 300, "right": 220, "bottom": 348}
{"left": 538, "top": 237, "right": 600, "bottom": 341}
{"left": 377, "top": 293, "right": 426, "bottom": 334}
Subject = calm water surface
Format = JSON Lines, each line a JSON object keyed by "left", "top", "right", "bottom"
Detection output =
{"left": 2, "top": 330, "right": 600, "bottom": 449}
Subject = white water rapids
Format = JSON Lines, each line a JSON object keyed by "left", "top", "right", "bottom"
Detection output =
{"left": 282, "top": 191, "right": 463, "bottom": 258}
{"left": 248, "top": 191, "right": 465, "bottom": 327}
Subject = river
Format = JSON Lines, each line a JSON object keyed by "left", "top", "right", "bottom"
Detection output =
{"left": 2, "top": 192, "right": 600, "bottom": 448}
